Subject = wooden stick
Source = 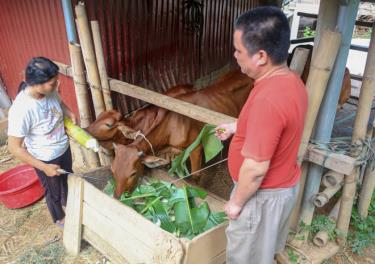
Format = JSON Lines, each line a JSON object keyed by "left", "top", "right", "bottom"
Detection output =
{"left": 91, "top": 20, "right": 113, "bottom": 111}
{"left": 337, "top": 22, "right": 375, "bottom": 244}
{"left": 312, "top": 183, "right": 343, "bottom": 208}
{"left": 75, "top": 2, "right": 105, "bottom": 117}
{"left": 322, "top": 170, "right": 344, "bottom": 188}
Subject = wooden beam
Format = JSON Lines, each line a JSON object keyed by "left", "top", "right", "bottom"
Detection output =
{"left": 109, "top": 79, "right": 236, "bottom": 126}
{"left": 304, "top": 145, "right": 356, "bottom": 175}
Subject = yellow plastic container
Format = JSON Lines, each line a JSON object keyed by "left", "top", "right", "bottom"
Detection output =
{"left": 64, "top": 117, "right": 99, "bottom": 152}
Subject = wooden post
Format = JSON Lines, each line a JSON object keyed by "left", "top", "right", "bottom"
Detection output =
{"left": 91, "top": 21, "right": 113, "bottom": 111}
{"left": 68, "top": 42, "right": 100, "bottom": 168}
{"left": 63, "top": 176, "right": 84, "bottom": 255}
{"left": 337, "top": 21, "right": 375, "bottom": 244}
{"left": 75, "top": 2, "right": 105, "bottom": 117}
{"left": 68, "top": 42, "right": 92, "bottom": 128}
{"left": 289, "top": 47, "right": 310, "bottom": 76}
{"left": 297, "top": 29, "right": 342, "bottom": 163}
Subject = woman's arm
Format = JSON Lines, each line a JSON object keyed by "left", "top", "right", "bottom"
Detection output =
{"left": 8, "top": 136, "right": 61, "bottom": 176}
{"left": 61, "top": 102, "right": 77, "bottom": 124}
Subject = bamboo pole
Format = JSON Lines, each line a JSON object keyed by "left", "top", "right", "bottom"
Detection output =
{"left": 322, "top": 170, "right": 344, "bottom": 188}
{"left": 357, "top": 24, "right": 375, "bottom": 217}
{"left": 312, "top": 183, "right": 343, "bottom": 208}
{"left": 289, "top": 47, "right": 310, "bottom": 76}
{"left": 337, "top": 22, "right": 375, "bottom": 244}
{"left": 91, "top": 20, "right": 113, "bottom": 111}
{"left": 297, "top": 29, "right": 342, "bottom": 164}
{"left": 75, "top": 2, "right": 105, "bottom": 117}
{"left": 68, "top": 42, "right": 92, "bottom": 128}
{"left": 313, "top": 198, "right": 341, "bottom": 247}
{"left": 68, "top": 42, "right": 100, "bottom": 168}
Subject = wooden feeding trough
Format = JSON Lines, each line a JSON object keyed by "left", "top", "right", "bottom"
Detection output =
{"left": 63, "top": 167, "right": 228, "bottom": 264}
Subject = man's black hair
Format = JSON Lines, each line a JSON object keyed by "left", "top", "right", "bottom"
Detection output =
{"left": 18, "top": 57, "right": 59, "bottom": 92}
{"left": 235, "top": 6, "right": 290, "bottom": 65}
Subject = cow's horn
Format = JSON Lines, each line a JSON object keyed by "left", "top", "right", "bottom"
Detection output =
{"left": 137, "top": 151, "right": 144, "bottom": 157}
{"left": 112, "top": 142, "right": 118, "bottom": 149}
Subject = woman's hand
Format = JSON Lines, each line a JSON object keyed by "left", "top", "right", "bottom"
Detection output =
{"left": 42, "top": 163, "right": 61, "bottom": 177}
{"left": 215, "top": 122, "right": 237, "bottom": 141}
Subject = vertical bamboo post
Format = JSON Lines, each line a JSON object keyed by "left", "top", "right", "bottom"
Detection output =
{"left": 91, "top": 20, "right": 113, "bottom": 111}
{"left": 337, "top": 21, "right": 375, "bottom": 245}
{"left": 69, "top": 42, "right": 92, "bottom": 128}
{"left": 297, "top": 29, "right": 342, "bottom": 163}
{"left": 63, "top": 176, "right": 84, "bottom": 255}
{"left": 75, "top": 2, "right": 105, "bottom": 117}
{"left": 289, "top": 47, "right": 310, "bottom": 76}
{"left": 68, "top": 42, "right": 100, "bottom": 168}
{"left": 299, "top": 1, "right": 359, "bottom": 244}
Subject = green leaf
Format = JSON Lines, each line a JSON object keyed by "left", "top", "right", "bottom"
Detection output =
{"left": 103, "top": 177, "right": 115, "bottom": 196}
{"left": 168, "top": 124, "right": 223, "bottom": 177}
{"left": 153, "top": 199, "right": 176, "bottom": 233}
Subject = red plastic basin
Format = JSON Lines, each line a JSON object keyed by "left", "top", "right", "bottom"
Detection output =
{"left": 0, "top": 164, "right": 44, "bottom": 209}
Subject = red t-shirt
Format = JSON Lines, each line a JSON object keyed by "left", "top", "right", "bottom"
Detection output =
{"left": 228, "top": 72, "right": 307, "bottom": 188}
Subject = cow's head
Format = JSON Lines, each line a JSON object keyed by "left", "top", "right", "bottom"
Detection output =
{"left": 111, "top": 144, "right": 168, "bottom": 198}
{"left": 85, "top": 110, "right": 137, "bottom": 148}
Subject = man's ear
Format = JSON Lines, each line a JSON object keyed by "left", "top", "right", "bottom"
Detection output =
{"left": 256, "top": 50, "right": 268, "bottom": 66}
{"left": 141, "top": 155, "right": 169, "bottom": 168}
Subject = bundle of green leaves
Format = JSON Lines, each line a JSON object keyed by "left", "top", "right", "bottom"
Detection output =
{"left": 104, "top": 179, "right": 227, "bottom": 239}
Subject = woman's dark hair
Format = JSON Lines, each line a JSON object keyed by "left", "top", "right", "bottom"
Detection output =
{"left": 18, "top": 57, "right": 59, "bottom": 92}
{"left": 235, "top": 7, "right": 290, "bottom": 65}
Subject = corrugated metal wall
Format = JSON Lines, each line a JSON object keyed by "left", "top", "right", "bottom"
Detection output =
{"left": 0, "top": 0, "right": 261, "bottom": 116}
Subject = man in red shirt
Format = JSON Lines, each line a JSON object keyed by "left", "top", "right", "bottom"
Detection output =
{"left": 216, "top": 7, "right": 307, "bottom": 264}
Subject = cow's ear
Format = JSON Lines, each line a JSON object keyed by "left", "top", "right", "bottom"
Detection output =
{"left": 141, "top": 155, "right": 169, "bottom": 168}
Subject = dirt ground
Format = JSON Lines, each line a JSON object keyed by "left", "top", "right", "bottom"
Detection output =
{"left": 1, "top": 101, "right": 375, "bottom": 264}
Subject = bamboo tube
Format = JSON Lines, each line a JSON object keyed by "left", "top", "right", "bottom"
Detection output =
{"left": 75, "top": 2, "right": 105, "bottom": 117}
{"left": 297, "top": 29, "right": 342, "bottom": 164}
{"left": 68, "top": 42, "right": 92, "bottom": 128}
{"left": 312, "top": 183, "right": 342, "bottom": 208}
{"left": 91, "top": 20, "right": 113, "bottom": 111}
{"left": 322, "top": 170, "right": 344, "bottom": 188}
{"left": 289, "top": 47, "right": 310, "bottom": 76}
{"left": 312, "top": 198, "right": 341, "bottom": 247}
{"left": 68, "top": 42, "right": 100, "bottom": 168}
{"left": 337, "top": 22, "right": 375, "bottom": 244}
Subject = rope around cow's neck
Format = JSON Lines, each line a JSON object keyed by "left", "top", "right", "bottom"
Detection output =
{"left": 134, "top": 130, "right": 155, "bottom": 156}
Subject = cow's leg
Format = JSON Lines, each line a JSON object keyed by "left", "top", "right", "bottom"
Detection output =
{"left": 189, "top": 145, "right": 203, "bottom": 184}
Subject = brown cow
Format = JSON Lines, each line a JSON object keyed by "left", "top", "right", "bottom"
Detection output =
{"left": 111, "top": 70, "right": 253, "bottom": 197}
{"left": 86, "top": 84, "right": 194, "bottom": 147}
{"left": 288, "top": 44, "right": 351, "bottom": 109}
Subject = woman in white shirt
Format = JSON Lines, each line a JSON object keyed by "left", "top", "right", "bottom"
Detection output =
{"left": 8, "top": 57, "right": 76, "bottom": 227}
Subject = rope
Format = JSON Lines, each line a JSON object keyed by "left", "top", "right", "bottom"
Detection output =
{"left": 134, "top": 131, "right": 155, "bottom": 156}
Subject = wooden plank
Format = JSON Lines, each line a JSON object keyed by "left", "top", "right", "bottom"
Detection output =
{"left": 304, "top": 145, "right": 356, "bottom": 175}
{"left": 63, "top": 176, "right": 84, "bottom": 255}
{"left": 82, "top": 179, "right": 184, "bottom": 263}
{"left": 83, "top": 226, "right": 130, "bottom": 264}
{"left": 55, "top": 61, "right": 73, "bottom": 77}
{"left": 109, "top": 79, "right": 236, "bottom": 126}
{"left": 289, "top": 47, "right": 310, "bottom": 76}
{"left": 83, "top": 202, "right": 152, "bottom": 263}
{"left": 183, "top": 223, "right": 228, "bottom": 264}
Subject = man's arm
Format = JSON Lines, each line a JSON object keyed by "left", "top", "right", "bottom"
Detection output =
{"left": 224, "top": 158, "right": 270, "bottom": 219}
{"left": 8, "top": 136, "right": 61, "bottom": 177}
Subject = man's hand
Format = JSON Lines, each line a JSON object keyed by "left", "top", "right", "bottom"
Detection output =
{"left": 42, "top": 164, "right": 61, "bottom": 177}
{"left": 224, "top": 199, "right": 243, "bottom": 220}
{"left": 215, "top": 122, "right": 237, "bottom": 141}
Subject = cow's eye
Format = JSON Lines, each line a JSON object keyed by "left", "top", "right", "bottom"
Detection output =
{"left": 130, "top": 172, "right": 137, "bottom": 178}
{"left": 105, "top": 123, "right": 113, "bottom": 128}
